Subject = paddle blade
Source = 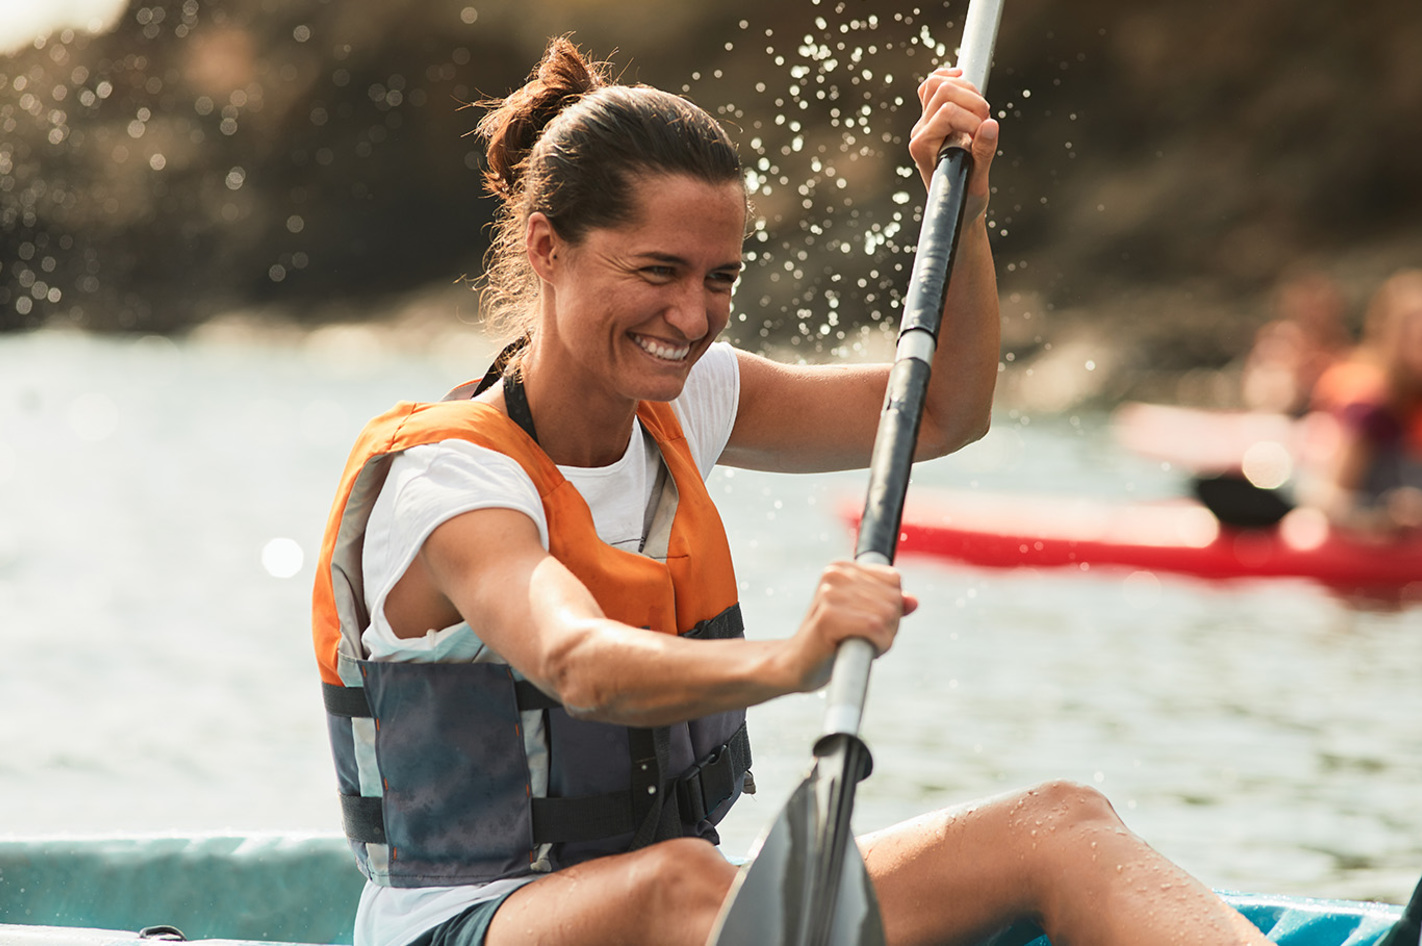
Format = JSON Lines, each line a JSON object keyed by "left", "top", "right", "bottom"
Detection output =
{"left": 706, "top": 777, "right": 885, "bottom": 946}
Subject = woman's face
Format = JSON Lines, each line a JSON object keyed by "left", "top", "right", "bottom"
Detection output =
{"left": 533, "top": 172, "right": 746, "bottom": 407}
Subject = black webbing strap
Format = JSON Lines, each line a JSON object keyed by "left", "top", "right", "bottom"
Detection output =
{"left": 500, "top": 373, "right": 539, "bottom": 446}
{"left": 514, "top": 679, "right": 561, "bottom": 712}
{"left": 322, "top": 681, "right": 370, "bottom": 718}
{"left": 340, "top": 793, "right": 387, "bottom": 844}
{"left": 683, "top": 604, "right": 744, "bottom": 641}
{"left": 628, "top": 725, "right": 677, "bottom": 849}
{"left": 527, "top": 725, "right": 671, "bottom": 847}
{"left": 468, "top": 336, "right": 539, "bottom": 444}
{"left": 675, "top": 722, "right": 753, "bottom": 824}
{"left": 323, "top": 679, "right": 556, "bottom": 717}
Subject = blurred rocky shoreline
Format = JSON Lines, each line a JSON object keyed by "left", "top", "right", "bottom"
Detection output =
{"left": 3, "top": 0, "right": 1420, "bottom": 413}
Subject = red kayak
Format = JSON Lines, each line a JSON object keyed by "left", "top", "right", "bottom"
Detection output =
{"left": 840, "top": 489, "right": 1422, "bottom": 600}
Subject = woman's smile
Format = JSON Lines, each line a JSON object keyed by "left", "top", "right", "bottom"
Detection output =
{"left": 629, "top": 332, "right": 693, "bottom": 363}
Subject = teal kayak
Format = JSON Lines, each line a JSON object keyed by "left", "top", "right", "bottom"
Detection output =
{"left": 0, "top": 833, "right": 1410, "bottom": 945}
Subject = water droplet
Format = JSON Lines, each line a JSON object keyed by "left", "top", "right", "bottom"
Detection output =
{"left": 261, "top": 537, "right": 304, "bottom": 579}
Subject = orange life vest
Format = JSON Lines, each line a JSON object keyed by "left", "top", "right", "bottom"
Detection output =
{"left": 312, "top": 392, "right": 750, "bottom": 886}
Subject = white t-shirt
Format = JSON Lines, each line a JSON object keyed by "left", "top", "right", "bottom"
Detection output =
{"left": 354, "top": 342, "right": 741, "bottom": 946}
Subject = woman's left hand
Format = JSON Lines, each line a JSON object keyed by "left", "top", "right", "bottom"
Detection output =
{"left": 909, "top": 67, "right": 999, "bottom": 222}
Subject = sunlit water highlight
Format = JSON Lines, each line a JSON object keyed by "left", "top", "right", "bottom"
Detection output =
{"left": 0, "top": 329, "right": 1418, "bottom": 907}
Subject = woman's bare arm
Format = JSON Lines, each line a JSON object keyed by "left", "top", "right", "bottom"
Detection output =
{"left": 400, "top": 505, "right": 912, "bottom": 727}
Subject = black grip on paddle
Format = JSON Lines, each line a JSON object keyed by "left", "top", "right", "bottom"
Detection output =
{"left": 855, "top": 355, "right": 931, "bottom": 562}
{"left": 900, "top": 147, "right": 972, "bottom": 337}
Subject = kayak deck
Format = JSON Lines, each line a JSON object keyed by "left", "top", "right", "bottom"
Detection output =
{"left": 0, "top": 834, "right": 1408, "bottom": 946}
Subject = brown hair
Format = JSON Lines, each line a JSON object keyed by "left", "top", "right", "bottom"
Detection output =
{"left": 474, "top": 37, "right": 743, "bottom": 344}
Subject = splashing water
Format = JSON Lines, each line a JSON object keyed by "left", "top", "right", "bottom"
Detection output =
{"left": 682, "top": 3, "right": 980, "bottom": 361}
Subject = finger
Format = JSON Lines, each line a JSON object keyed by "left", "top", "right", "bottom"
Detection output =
{"left": 916, "top": 73, "right": 974, "bottom": 108}
{"left": 917, "top": 66, "right": 963, "bottom": 101}
{"left": 849, "top": 562, "right": 909, "bottom": 598}
{"left": 921, "top": 80, "right": 990, "bottom": 130}
{"left": 901, "top": 593, "right": 920, "bottom": 617}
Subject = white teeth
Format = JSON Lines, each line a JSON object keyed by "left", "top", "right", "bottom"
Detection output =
{"left": 632, "top": 334, "right": 691, "bottom": 362}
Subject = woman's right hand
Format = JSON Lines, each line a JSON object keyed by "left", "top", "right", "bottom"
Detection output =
{"left": 783, "top": 560, "right": 918, "bottom": 692}
{"left": 910, "top": 67, "right": 998, "bottom": 220}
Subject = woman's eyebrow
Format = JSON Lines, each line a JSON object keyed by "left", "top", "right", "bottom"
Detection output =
{"left": 635, "top": 252, "right": 743, "bottom": 273}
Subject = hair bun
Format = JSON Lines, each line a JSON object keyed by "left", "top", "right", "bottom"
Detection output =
{"left": 477, "top": 36, "right": 608, "bottom": 200}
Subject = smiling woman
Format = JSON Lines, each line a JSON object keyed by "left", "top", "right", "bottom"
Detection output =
{"left": 303, "top": 31, "right": 1296, "bottom": 946}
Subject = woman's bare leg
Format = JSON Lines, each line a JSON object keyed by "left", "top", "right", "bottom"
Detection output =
{"left": 486, "top": 836, "right": 737, "bottom": 946}
{"left": 860, "top": 780, "right": 1272, "bottom": 946}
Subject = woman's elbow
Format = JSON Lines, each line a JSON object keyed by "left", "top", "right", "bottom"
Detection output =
{"left": 539, "top": 626, "right": 614, "bottom": 720}
{"left": 918, "top": 406, "right": 992, "bottom": 459}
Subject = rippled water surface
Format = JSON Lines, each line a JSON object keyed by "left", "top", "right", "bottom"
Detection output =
{"left": 1, "top": 329, "right": 1418, "bottom": 905}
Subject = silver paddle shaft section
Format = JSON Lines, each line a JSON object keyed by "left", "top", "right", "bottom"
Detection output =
{"left": 957, "top": 0, "right": 1004, "bottom": 94}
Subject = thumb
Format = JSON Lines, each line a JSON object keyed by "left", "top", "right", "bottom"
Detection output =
{"left": 970, "top": 118, "right": 999, "bottom": 191}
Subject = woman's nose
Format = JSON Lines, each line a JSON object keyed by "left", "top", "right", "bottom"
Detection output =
{"left": 664, "top": 283, "right": 710, "bottom": 340}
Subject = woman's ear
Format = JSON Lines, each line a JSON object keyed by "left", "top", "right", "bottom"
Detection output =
{"left": 526, "top": 212, "right": 559, "bottom": 281}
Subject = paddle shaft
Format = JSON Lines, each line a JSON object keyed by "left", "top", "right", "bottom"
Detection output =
{"left": 820, "top": 0, "right": 1004, "bottom": 747}
{"left": 803, "top": 4, "right": 1004, "bottom": 943}
{"left": 804, "top": 125, "right": 977, "bottom": 946}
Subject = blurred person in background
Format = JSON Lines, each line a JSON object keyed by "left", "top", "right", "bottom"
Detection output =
{"left": 1240, "top": 270, "right": 1351, "bottom": 416}
{"left": 1303, "top": 269, "right": 1422, "bottom": 535}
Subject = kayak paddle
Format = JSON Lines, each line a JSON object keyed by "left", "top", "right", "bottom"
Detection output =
{"left": 705, "top": 1, "right": 1005, "bottom": 943}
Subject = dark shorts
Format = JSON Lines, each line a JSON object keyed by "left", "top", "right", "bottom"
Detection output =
{"left": 405, "top": 886, "right": 524, "bottom": 946}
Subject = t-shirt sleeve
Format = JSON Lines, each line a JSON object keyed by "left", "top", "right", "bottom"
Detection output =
{"left": 362, "top": 440, "right": 550, "bottom": 615}
{"left": 672, "top": 340, "right": 741, "bottom": 479}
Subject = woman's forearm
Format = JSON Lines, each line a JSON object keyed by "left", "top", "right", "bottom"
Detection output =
{"left": 542, "top": 618, "right": 800, "bottom": 727}
{"left": 916, "top": 214, "right": 1000, "bottom": 459}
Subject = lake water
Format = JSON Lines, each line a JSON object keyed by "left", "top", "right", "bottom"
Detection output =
{"left": 1, "top": 327, "right": 1418, "bottom": 907}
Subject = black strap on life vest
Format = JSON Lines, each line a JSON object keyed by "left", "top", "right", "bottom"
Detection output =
{"left": 467, "top": 336, "right": 539, "bottom": 444}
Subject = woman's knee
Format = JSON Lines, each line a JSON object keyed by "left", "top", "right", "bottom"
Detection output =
{"left": 1013, "top": 779, "right": 1124, "bottom": 832}
{"left": 629, "top": 838, "right": 737, "bottom": 935}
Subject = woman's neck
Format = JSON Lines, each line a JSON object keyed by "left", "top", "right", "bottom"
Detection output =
{"left": 513, "top": 359, "right": 639, "bottom": 468}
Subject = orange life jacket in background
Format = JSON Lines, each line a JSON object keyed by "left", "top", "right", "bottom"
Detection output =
{"left": 1312, "top": 359, "right": 1422, "bottom": 455}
